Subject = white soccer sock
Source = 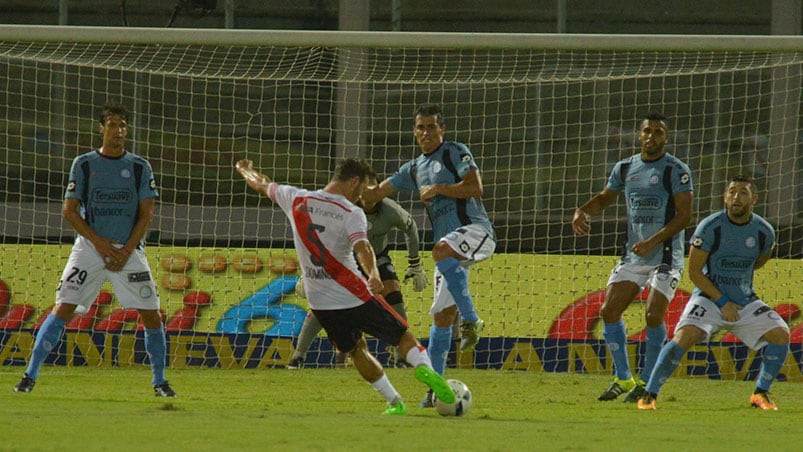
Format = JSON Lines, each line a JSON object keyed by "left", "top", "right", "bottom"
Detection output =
{"left": 370, "top": 374, "right": 401, "bottom": 404}
{"left": 405, "top": 345, "right": 433, "bottom": 369}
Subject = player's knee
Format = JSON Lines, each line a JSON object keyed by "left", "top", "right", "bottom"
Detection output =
{"left": 764, "top": 327, "right": 790, "bottom": 345}
{"left": 600, "top": 303, "right": 625, "bottom": 323}
{"left": 431, "top": 242, "right": 458, "bottom": 262}
{"left": 644, "top": 311, "right": 666, "bottom": 328}
{"left": 433, "top": 306, "right": 457, "bottom": 327}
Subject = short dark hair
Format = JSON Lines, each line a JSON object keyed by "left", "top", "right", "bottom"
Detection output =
{"left": 99, "top": 104, "right": 129, "bottom": 125}
{"left": 332, "top": 158, "right": 373, "bottom": 182}
{"left": 730, "top": 174, "right": 758, "bottom": 193}
{"left": 643, "top": 112, "right": 668, "bottom": 123}
{"left": 414, "top": 104, "right": 445, "bottom": 126}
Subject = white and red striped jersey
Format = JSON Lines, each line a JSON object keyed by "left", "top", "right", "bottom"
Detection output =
{"left": 268, "top": 183, "right": 373, "bottom": 310}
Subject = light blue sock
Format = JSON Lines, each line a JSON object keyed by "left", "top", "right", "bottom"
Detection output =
{"left": 428, "top": 324, "right": 453, "bottom": 375}
{"left": 145, "top": 327, "right": 167, "bottom": 386}
{"left": 603, "top": 320, "right": 631, "bottom": 381}
{"left": 26, "top": 313, "right": 67, "bottom": 380}
{"left": 756, "top": 343, "right": 789, "bottom": 392}
{"left": 641, "top": 324, "right": 667, "bottom": 383}
{"left": 646, "top": 341, "right": 686, "bottom": 395}
{"left": 435, "top": 257, "right": 478, "bottom": 323}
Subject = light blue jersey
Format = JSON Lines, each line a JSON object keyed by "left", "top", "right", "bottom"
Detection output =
{"left": 387, "top": 141, "right": 494, "bottom": 242}
{"left": 65, "top": 150, "right": 158, "bottom": 244}
{"left": 608, "top": 153, "right": 693, "bottom": 268}
{"left": 690, "top": 210, "right": 775, "bottom": 306}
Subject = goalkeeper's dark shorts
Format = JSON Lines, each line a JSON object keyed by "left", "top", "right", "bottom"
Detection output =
{"left": 313, "top": 297, "right": 408, "bottom": 353}
{"left": 356, "top": 247, "right": 399, "bottom": 282}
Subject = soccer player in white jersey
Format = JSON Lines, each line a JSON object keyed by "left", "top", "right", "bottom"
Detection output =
{"left": 363, "top": 104, "right": 496, "bottom": 408}
{"left": 235, "top": 157, "right": 453, "bottom": 415}
{"left": 638, "top": 175, "right": 789, "bottom": 410}
{"left": 572, "top": 113, "right": 694, "bottom": 403}
{"left": 287, "top": 170, "right": 428, "bottom": 369}
{"left": 14, "top": 104, "right": 174, "bottom": 397}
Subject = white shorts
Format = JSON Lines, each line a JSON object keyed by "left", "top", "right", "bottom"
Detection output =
{"left": 56, "top": 236, "right": 160, "bottom": 314}
{"left": 675, "top": 296, "right": 789, "bottom": 350}
{"left": 606, "top": 262, "right": 681, "bottom": 301}
{"left": 429, "top": 224, "right": 495, "bottom": 316}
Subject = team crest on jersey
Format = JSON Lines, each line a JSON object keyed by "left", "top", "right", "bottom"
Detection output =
{"left": 67, "top": 181, "right": 76, "bottom": 192}
{"left": 121, "top": 169, "right": 131, "bottom": 178}
{"left": 649, "top": 175, "right": 660, "bottom": 185}
{"left": 745, "top": 236, "right": 756, "bottom": 248}
{"left": 680, "top": 173, "right": 690, "bottom": 184}
{"left": 461, "top": 154, "right": 471, "bottom": 163}
{"left": 432, "top": 161, "right": 442, "bottom": 173}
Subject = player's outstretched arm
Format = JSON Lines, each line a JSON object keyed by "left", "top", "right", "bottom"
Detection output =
{"left": 235, "top": 159, "right": 272, "bottom": 195}
{"left": 362, "top": 179, "right": 397, "bottom": 206}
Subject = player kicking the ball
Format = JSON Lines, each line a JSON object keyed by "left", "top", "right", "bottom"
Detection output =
{"left": 235, "top": 157, "right": 453, "bottom": 415}
{"left": 288, "top": 169, "right": 428, "bottom": 369}
{"left": 13, "top": 104, "right": 174, "bottom": 397}
{"left": 638, "top": 175, "right": 789, "bottom": 411}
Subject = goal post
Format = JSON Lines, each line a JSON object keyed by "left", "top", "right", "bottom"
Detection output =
{"left": 0, "top": 25, "right": 801, "bottom": 379}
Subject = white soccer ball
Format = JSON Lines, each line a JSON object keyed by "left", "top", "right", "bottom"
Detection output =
{"left": 434, "top": 379, "right": 472, "bottom": 417}
{"left": 294, "top": 276, "right": 306, "bottom": 298}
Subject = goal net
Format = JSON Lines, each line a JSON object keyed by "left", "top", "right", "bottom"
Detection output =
{"left": 0, "top": 26, "right": 801, "bottom": 381}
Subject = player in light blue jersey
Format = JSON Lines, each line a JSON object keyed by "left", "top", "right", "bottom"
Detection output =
{"left": 364, "top": 104, "right": 496, "bottom": 408}
{"left": 638, "top": 175, "right": 789, "bottom": 410}
{"left": 572, "top": 113, "right": 693, "bottom": 402}
{"left": 14, "top": 104, "right": 175, "bottom": 398}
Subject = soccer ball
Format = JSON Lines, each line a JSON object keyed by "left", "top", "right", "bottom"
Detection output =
{"left": 434, "top": 379, "right": 472, "bottom": 417}
{"left": 294, "top": 276, "right": 306, "bottom": 298}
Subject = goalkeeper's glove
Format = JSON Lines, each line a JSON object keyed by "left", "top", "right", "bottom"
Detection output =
{"left": 404, "top": 257, "right": 428, "bottom": 292}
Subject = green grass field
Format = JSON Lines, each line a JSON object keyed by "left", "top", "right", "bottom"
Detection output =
{"left": 1, "top": 366, "right": 801, "bottom": 451}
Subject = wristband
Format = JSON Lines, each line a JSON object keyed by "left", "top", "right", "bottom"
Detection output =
{"left": 714, "top": 295, "right": 728, "bottom": 308}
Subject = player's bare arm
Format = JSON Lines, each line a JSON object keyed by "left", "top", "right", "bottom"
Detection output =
{"left": 61, "top": 197, "right": 128, "bottom": 267}
{"left": 354, "top": 240, "right": 384, "bottom": 294}
{"left": 688, "top": 245, "right": 738, "bottom": 322}
{"left": 419, "top": 169, "right": 483, "bottom": 203}
{"left": 572, "top": 187, "right": 619, "bottom": 235}
{"left": 362, "top": 179, "right": 397, "bottom": 206}
{"left": 235, "top": 159, "right": 272, "bottom": 195}
{"left": 631, "top": 191, "right": 693, "bottom": 257}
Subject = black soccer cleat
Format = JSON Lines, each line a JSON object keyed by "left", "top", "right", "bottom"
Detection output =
{"left": 154, "top": 381, "right": 177, "bottom": 398}
{"left": 13, "top": 374, "right": 36, "bottom": 393}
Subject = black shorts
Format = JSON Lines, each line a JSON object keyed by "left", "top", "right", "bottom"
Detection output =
{"left": 356, "top": 248, "right": 399, "bottom": 282}
{"left": 312, "top": 297, "right": 408, "bottom": 353}
{"left": 376, "top": 249, "right": 399, "bottom": 282}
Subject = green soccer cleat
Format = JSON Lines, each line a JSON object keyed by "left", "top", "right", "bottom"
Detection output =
{"left": 598, "top": 377, "right": 635, "bottom": 401}
{"left": 414, "top": 366, "right": 455, "bottom": 404}
{"left": 383, "top": 401, "right": 408, "bottom": 415}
